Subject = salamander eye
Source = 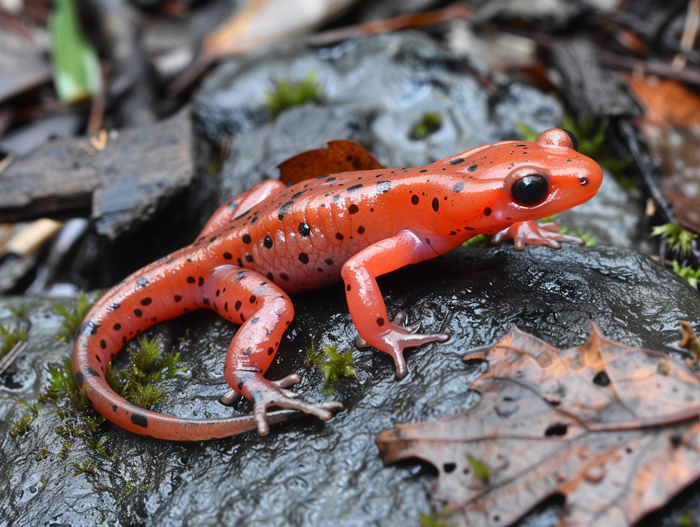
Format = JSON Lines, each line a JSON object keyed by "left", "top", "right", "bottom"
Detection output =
{"left": 510, "top": 174, "right": 549, "bottom": 206}
{"left": 562, "top": 129, "right": 579, "bottom": 152}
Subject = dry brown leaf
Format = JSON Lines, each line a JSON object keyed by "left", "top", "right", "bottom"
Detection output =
{"left": 377, "top": 326, "right": 700, "bottom": 527}
{"left": 202, "top": 0, "right": 356, "bottom": 60}
{"left": 626, "top": 75, "right": 700, "bottom": 232}
{"left": 277, "top": 139, "right": 382, "bottom": 185}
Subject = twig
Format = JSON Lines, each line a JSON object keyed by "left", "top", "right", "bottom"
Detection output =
{"left": 672, "top": 0, "right": 700, "bottom": 70}
{"left": 0, "top": 341, "right": 28, "bottom": 375}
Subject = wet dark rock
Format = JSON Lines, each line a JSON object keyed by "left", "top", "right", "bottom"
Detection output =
{"left": 0, "top": 109, "right": 194, "bottom": 241}
{"left": 1, "top": 245, "right": 698, "bottom": 526}
{"left": 0, "top": 29, "right": 51, "bottom": 104}
{"left": 194, "top": 32, "right": 562, "bottom": 205}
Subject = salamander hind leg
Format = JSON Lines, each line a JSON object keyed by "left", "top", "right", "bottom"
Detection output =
{"left": 200, "top": 265, "right": 343, "bottom": 435}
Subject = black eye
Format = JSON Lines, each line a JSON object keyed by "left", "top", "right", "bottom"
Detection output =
{"left": 511, "top": 174, "right": 548, "bottom": 206}
{"left": 562, "top": 129, "right": 579, "bottom": 152}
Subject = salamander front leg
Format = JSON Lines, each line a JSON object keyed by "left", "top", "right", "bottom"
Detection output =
{"left": 201, "top": 265, "right": 342, "bottom": 435}
{"left": 341, "top": 230, "right": 449, "bottom": 380}
{"left": 492, "top": 221, "right": 584, "bottom": 250}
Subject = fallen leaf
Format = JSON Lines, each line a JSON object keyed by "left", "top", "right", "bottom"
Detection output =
{"left": 49, "top": 0, "right": 101, "bottom": 103}
{"left": 626, "top": 75, "right": 700, "bottom": 232}
{"left": 377, "top": 326, "right": 700, "bottom": 527}
{"left": 277, "top": 139, "right": 382, "bottom": 185}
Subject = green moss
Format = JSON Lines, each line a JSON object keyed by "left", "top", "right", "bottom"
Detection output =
{"left": 418, "top": 508, "right": 457, "bottom": 527}
{"left": 107, "top": 335, "right": 188, "bottom": 409}
{"left": 653, "top": 223, "right": 698, "bottom": 255}
{"left": 467, "top": 454, "right": 492, "bottom": 483}
{"left": 9, "top": 303, "right": 30, "bottom": 319}
{"left": 0, "top": 325, "right": 27, "bottom": 360}
{"left": 265, "top": 73, "right": 320, "bottom": 119}
{"left": 558, "top": 226, "right": 597, "bottom": 246}
{"left": 54, "top": 291, "right": 95, "bottom": 341}
{"left": 71, "top": 459, "right": 98, "bottom": 476}
{"left": 673, "top": 261, "right": 700, "bottom": 289}
{"left": 410, "top": 112, "right": 443, "bottom": 140}
{"left": 306, "top": 342, "right": 357, "bottom": 393}
{"left": 462, "top": 234, "right": 491, "bottom": 248}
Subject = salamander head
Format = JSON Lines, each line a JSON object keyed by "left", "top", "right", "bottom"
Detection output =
{"left": 438, "top": 128, "right": 603, "bottom": 230}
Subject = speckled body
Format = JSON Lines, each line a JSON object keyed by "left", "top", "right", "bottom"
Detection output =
{"left": 72, "top": 129, "right": 603, "bottom": 440}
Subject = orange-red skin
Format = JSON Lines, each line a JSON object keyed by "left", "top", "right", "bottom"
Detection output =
{"left": 72, "top": 129, "right": 603, "bottom": 440}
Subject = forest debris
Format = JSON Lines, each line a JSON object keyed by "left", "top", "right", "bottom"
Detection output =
{"left": 679, "top": 321, "right": 700, "bottom": 360}
{"left": 5, "top": 219, "right": 62, "bottom": 257}
{"left": 378, "top": 326, "right": 700, "bottom": 527}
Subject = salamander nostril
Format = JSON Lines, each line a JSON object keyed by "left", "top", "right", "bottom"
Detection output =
{"left": 580, "top": 177, "right": 589, "bottom": 186}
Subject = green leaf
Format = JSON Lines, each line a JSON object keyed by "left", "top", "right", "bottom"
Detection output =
{"left": 673, "top": 261, "right": 700, "bottom": 289}
{"left": 49, "top": 0, "right": 101, "bottom": 103}
{"left": 467, "top": 454, "right": 492, "bottom": 483}
{"left": 653, "top": 223, "right": 698, "bottom": 255}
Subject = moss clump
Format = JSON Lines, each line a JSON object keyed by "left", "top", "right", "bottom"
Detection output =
{"left": 0, "top": 324, "right": 27, "bottom": 360}
{"left": 653, "top": 223, "right": 697, "bottom": 255}
{"left": 265, "top": 73, "right": 320, "bottom": 119}
{"left": 410, "top": 112, "right": 443, "bottom": 140}
{"left": 54, "top": 291, "right": 95, "bottom": 341}
{"left": 306, "top": 341, "right": 357, "bottom": 393}
{"left": 106, "top": 335, "right": 187, "bottom": 409}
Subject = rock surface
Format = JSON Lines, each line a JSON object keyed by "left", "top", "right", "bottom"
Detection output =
{"left": 1, "top": 245, "right": 698, "bottom": 526}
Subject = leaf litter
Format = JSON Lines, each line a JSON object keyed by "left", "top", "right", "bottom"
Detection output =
{"left": 377, "top": 325, "right": 700, "bottom": 527}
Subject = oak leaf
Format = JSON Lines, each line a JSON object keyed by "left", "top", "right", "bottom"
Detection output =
{"left": 377, "top": 326, "right": 700, "bottom": 527}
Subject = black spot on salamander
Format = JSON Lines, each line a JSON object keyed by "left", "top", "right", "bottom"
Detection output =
{"left": 467, "top": 164, "right": 478, "bottom": 172}
{"left": 249, "top": 295, "right": 257, "bottom": 303}
{"left": 332, "top": 195, "right": 340, "bottom": 202}
{"left": 85, "top": 366, "right": 101, "bottom": 378}
{"left": 134, "top": 308, "right": 143, "bottom": 317}
{"left": 317, "top": 267, "right": 323, "bottom": 272}
{"left": 347, "top": 184, "right": 363, "bottom": 193}
{"left": 236, "top": 271, "right": 245, "bottom": 280}
{"left": 234, "top": 300, "right": 242, "bottom": 311}
{"left": 237, "top": 258, "right": 243, "bottom": 267}
{"left": 113, "top": 323, "right": 121, "bottom": 330}
{"left": 266, "top": 272, "right": 274, "bottom": 280}
{"left": 425, "top": 238, "right": 431, "bottom": 245}
{"left": 326, "top": 177, "right": 337, "bottom": 182}
{"left": 325, "top": 258, "right": 334, "bottom": 266}
{"left": 96, "top": 354, "right": 102, "bottom": 362}
{"left": 174, "top": 295, "right": 182, "bottom": 302}
{"left": 299, "top": 253, "right": 309, "bottom": 264}
{"left": 450, "top": 158, "right": 465, "bottom": 165}
{"left": 122, "top": 336, "right": 127, "bottom": 344}
{"left": 130, "top": 412, "right": 149, "bottom": 428}
{"left": 216, "top": 289, "right": 220, "bottom": 297}
{"left": 484, "top": 207, "right": 492, "bottom": 216}
{"left": 335, "top": 232, "right": 344, "bottom": 240}
{"left": 278, "top": 201, "right": 293, "bottom": 221}
{"left": 377, "top": 317, "right": 385, "bottom": 326}
{"left": 203, "top": 297, "right": 210, "bottom": 306}
{"left": 187, "top": 276, "right": 195, "bottom": 284}
{"left": 109, "top": 302, "right": 121, "bottom": 311}
{"left": 264, "top": 236, "right": 273, "bottom": 248}
{"left": 453, "top": 182, "right": 465, "bottom": 193}
{"left": 464, "top": 226, "right": 475, "bottom": 230}
{"left": 83, "top": 321, "right": 100, "bottom": 336}
{"left": 298, "top": 223, "right": 311, "bottom": 237}
{"left": 136, "top": 277, "right": 150, "bottom": 288}
{"left": 420, "top": 169, "right": 428, "bottom": 173}
{"left": 280, "top": 273, "right": 290, "bottom": 281}
{"left": 348, "top": 204, "right": 359, "bottom": 214}
{"left": 75, "top": 370, "right": 84, "bottom": 388}
{"left": 432, "top": 197, "right": 439, "bottom": 212}
{"left": 245, "top": 254, "right": 254, "bottom": 263}
{"left": 347, "top": 284, "right": 351, "bottom": 291}
{"left": 240, "top": 314, "right": 246, "bottom": 322}
{"left": 209, "top": 236, "right": 218, "bottom": 243}
{"left": 141, "top": 297, "right": 152, "bottom": 306}
{"left": 198, "top": 277, "right": 204, "bottom": 287}
{"left": 376, "top": 181, "right": 391, "bottom": 194}
{"left": 112, "top": 404, "right": 118, "bottom": 412}
{"left": 411, "top": 195, "right": 419, "bottom": 205}
{"left": 267, "top": 347, "right": 274, "bottom": 355}
{"left": 357, "top": 226, "right": 365, "bottom": 234}
{"left": 100, "top": 339, "right": 107, "bottom": 349}
{"left": 251, "top": 317, "right": 259, "bottom": 324}
{"left": 242, "top": 234, "right": 252, "bottom": 244}
{"left": 223, "top": 252, "right": 232, "bottom": 260}
{"left": 450, "top": 231, "right": 456, "bottom": 235}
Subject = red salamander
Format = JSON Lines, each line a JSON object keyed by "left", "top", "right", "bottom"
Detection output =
{"left": 72, "top": 128, "right": 603, "bottom": 440}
